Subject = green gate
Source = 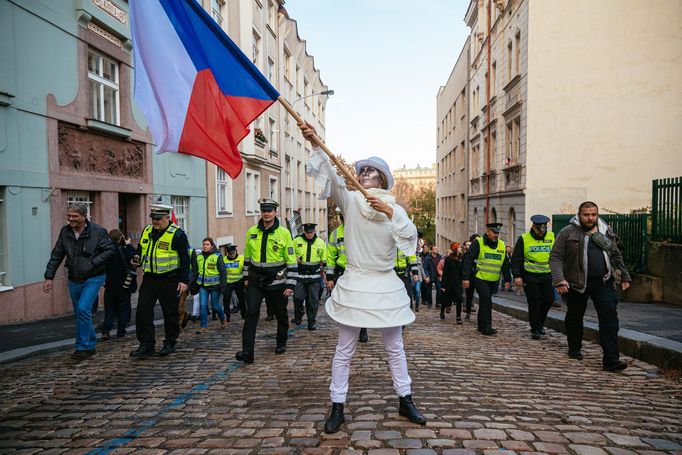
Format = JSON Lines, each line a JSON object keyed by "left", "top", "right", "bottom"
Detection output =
{"left": 652, "top": 177, "right": 682, "bottom": 243}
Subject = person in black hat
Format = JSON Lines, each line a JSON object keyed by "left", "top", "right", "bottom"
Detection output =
{"left": 511, "top": 214, "right": 555, "bottom": 340}
{"left": 292, "top": 223, "right": 327, "bottom": 330}
{"left": 235, "top": 198, "right": 298, "bottom": 364}
{"left": 130, "top": 203, "right": 190, "bottom": 358}
{"left": 462, "top": 222, "right": 508, "bottom": 335}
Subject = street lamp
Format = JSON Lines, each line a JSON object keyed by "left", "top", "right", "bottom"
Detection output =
{"left": 292, "top": 89, "right": 334, "bottom": 106}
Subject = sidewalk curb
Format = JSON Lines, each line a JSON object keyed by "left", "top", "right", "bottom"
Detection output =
{"left": 492, "top": 297, "right": 682, "bottom": 370}
{"left": 0, "top": 319, "right": 165, "bottom": 365}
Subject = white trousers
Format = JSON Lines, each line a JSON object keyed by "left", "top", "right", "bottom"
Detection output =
{"left": 330, "top": 324, "right": 412, "bottom": 403}
{"left": 192, "top": 294, "right": 200, "bottom": 316}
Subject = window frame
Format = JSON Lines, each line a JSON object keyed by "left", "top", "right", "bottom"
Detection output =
{"left": 245, "top": 170, "right": 261, "bottom": 215}
{"left": 66, "top": 191, "right": 93, "bottom": 219}
{"left": 87, "top": 50, "right": 120, "bottom": 126}
{"left": 170, "top": 196, "right": 190, "bottom": 232}
{"left": 215, "top": 167, "right": 233, "bottom": 217}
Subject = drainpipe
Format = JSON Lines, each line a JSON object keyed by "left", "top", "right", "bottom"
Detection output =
{"left": 485, "top": 0, "right": 492, "bottom": 223}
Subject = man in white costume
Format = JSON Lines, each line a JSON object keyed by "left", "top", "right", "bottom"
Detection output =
{"left": 300, "top": 123, "right": 427, "bottom": 434}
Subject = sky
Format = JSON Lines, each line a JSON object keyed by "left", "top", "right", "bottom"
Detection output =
{"left": 283, "top": 0, "right": 471, "bottom": 170}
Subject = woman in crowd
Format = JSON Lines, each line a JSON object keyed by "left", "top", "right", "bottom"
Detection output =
{"left": 440, "top": 242, "right": 464, "bottom": 323}
{"left": 191, "top": 237, "right": 227, "bottom": 333}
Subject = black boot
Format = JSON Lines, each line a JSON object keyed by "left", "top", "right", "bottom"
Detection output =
{"left": 358, "top": 328, "right": 368, "bottom": 343}
{"left": 398, "top": 394, "right": 427, "bottom": 425}
{"left": 324, "top": 402, "right": 345, "bottom": 434}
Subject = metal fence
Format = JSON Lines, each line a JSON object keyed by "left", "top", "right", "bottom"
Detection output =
{"left": 552, "top": 213, "right": 649, "bottom": 274}
{"left": 652, "top": 177, "right": 682, "bottom": 243}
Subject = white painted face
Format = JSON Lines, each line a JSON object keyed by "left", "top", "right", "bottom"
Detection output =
{"left": 358, "top": 166, "right": 384, "bottom": 190}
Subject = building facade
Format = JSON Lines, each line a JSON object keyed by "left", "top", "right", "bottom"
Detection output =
{"left": 436, "top": 38, "right": 470, "bottom": 251}
{"left": 393, "top": 164, "right": 437, "bottom": 189}
{"left": 437, "top": 0, "right": 682, "bottom": 250}
{"left": 203, "top": 0, "right": 329, "bottom": 251}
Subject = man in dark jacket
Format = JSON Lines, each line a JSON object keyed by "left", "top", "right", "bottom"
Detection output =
{"left": 43, "top": 203, "right": 115, "bottom": 361}
{"left": 549, "top": 201, "right": 631, "bottom": 371}
{"left": 422, "top": 246, "right": 443, "bottom": 307}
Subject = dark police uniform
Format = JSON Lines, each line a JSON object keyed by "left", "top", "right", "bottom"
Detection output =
{"left": 236, "top": 199, "right": 297, "bottom": 363}
{"left": 131, "top": 204, "right": 190, "bottom": 357}
{"left": 462, "top": 223, "right": 506, "bottom": 335}
{"left": 511, "top": 214, "right": 555, "bottom": 339}
{"left": 293, "top": 223, "right": 327, "bottom": 330}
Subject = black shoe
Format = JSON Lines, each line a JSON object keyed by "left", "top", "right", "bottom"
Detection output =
{"left": 324, "top": 403, "right": 345, "bottom": 434}
{"left": 308, "top": 322, "right": 317, "bottom": 331}
{"left": 414, "top": 306, "right": 419, "bottom": 312}
{"left": 603, "top": 360, "right": 628, "bottom": 372}
{"left": 480, "top": 327, "right": 497, "bottom": 336}
{"left": 101, "top": 332, "right": 112, "bottom": 341}
{"left": 398, "top": 394, "right": 427, "bottom": 425}
{"left": 230, "top": 307, "right": 239, "bottom": 314}
{"left": 358, "top": 328, "right": 368, "bottom": 343}
{"left": 440, "top": 314, "right": 445, "bottom": 320}
{"left": 158, "top": 342, "right": 176, "bottom": 357}
{"left": 266, "top": 315, "right": 274, "bottom": 321}
{"left": 531, "top": 332, "right": 541, "bottom": 340}
{"left": 275, "top": 346, "right": 286, "bottom": 354}
{"left": 130, "top": 345, "right": 156, "bottom": 358}
{"left": 190, "top": 315, "right": 199, "bottom": 322}
{"left": 291, "top": 318, "right": 302, "bottom": 325}
{"left": 235, "top": 351, "right": 254, "bottom": 364}
{"left": 456, "top": 317, "right": 462, "bottom": 325}
{"left": 568, "top": 351, "right": 584, "bottom": 361}
{"left": 540, "top": 328, "right": 546, "bottom": 335}
{"left": 464, "top": 313, "right": 471, "bottom": 321}
{"left": 71, "top": 349, "right": 96, "bottom": 361}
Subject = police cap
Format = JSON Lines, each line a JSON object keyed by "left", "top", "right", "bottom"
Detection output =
{"left": 149, "top": 203, "right": 173, "bottom": 220}
{"left": 486, "top": 222, "right": 503, "bottom": 233}
{"left": 302, "top": 223, "right": 317, "bottom": 233}
{"left": 530, "top": 214, "right": 550, "bottom": 225}
{"left": 258, "top": 198, "right": 279, "bottom": 211}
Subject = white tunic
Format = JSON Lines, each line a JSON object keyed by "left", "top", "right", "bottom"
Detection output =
{"left": 306, "top": 148, "right": 417, "bottom": 328}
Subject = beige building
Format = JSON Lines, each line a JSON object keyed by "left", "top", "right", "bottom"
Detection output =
{"left": 437, "top": 0, "right": 682, "bottom": 248}
{"left": 436, "top": 38, "right": 470, "bottom": 250}
{"left": 394, "top": 164, "right": 437, "bottom": 189}
{"left": 201, "top": 0, "right": 330, "bottom": 250}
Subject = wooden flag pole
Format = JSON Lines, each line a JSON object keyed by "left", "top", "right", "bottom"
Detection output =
{"left": 277, "top": 96, "right": 370, "bottom": 198}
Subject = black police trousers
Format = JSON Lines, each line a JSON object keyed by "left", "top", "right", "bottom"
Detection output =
{"left": 294, "top": 278, "right": 321, "bottom": 324}
{"left": 242, "top": 285, "right": 289, "bottom": 357}
{"left": 524, "top": 278, "right": 554, "bottom": 333}
{"left": 223, "top": 279, "right": 246, "bottom": 319}
{"left": 136, "top": 275, "right": 180, "bottom": 348}
{"left": 474, "top": 278, "right": 497, "bottom": 331}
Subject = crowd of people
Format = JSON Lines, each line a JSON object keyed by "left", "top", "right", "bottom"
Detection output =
{"left": 42, "top": 125, "right": 631, "bottom": 432}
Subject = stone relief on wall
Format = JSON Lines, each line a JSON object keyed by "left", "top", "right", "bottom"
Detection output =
{"left": 58, "top": 123, "right": 144, "bottom": 179}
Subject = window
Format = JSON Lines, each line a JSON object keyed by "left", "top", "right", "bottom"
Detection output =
{"left": 268, "top": 117, "right": 277, "bottom": 152}
{"left": 491, "top": 131, "right": 497, "bottom": 170}
{"left": 514, "top": 117, "right": 521, "bottom": 162}
{"left": 509, "top": 207, "right": 516, "bottom": 243}
{"left": 252, "top": 29, "right": 261, "bottom": 66}
{"left": 295, "top": 65, "right": 301, "bottom": 97}
{"left": 67, "top": 191, "right": 93, "bottom": 218}
{"left": 267, "top": 0, "right": 277, "bottom": 30}
{"left": 88, "top": 50, "right": 119, "bottom": 125}
{"left": 515, "top": 32, "right": 521, "bottom": 76}
{"left": 507, "top": 40, "right": 513, "bottom": 81}
{"left": 267, "top": 56, "right": 275, "bottom": 83}
{"left": 269, "top": 176, "right": 279, "bottom": 201}
{"left": 245, "top": 170, "right": 261, "bottom": 214}
{"left": 211, "top": 0, "right": 224, "bottom": 26}
{"left": 505, "top": 118, "right": 520, "bottom": 164}
{"left": 491, "top": 61, "right": 497, "bottom": 97}
{"left": 171, "top": 196, "right": 189, "bottom": 232}
{"left": 283, "top": 48, "right": 292, "bottom": 81}
{"left": 216, "top": 168, "right": 233, "bottom": 216}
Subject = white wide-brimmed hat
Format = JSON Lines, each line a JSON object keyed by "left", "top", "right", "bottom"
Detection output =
{"left": 354, "top": 156, "right": 394, "bottom": 190}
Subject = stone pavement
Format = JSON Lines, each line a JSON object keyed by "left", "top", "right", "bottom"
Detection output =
{"left": 0, "top": 302, "right": 681, "bottom": 454}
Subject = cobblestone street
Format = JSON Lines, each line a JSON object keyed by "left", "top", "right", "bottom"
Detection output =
{"left": 1, "top": 305, "right": 680, "bottom": 455}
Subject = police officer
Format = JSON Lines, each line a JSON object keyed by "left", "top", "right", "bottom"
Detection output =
{"left": 235, "top": 198, "right": 298, "bottom": 364}
{"left": 223, "top": 244, "right": 246, "bottom": 319}
{"left": 292, "top": 223, "right": 327, "bottom": 330}
{"left": 130, "top": 204, "right": 190, "bottom": 357}
{"left": 462, "top": 222, "right": 507, "bottom": 335}
{"left": 394, "top": 248, "right": 419, "bottom": 307}
{"left": 511, "top": 215, "right": 555, "bottom": 340}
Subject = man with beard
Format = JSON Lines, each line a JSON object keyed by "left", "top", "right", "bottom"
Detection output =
{"left": 550, "top": 201, "right": 631, "bottom": 371}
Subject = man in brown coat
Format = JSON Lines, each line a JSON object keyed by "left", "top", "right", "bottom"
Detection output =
{"left": 549, "top": 201, "right": 631, "bottom": 371}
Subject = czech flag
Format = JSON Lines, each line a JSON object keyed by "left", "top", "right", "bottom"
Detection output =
{"left": 130, "top": 0, "right": 280, "bottom": 178}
